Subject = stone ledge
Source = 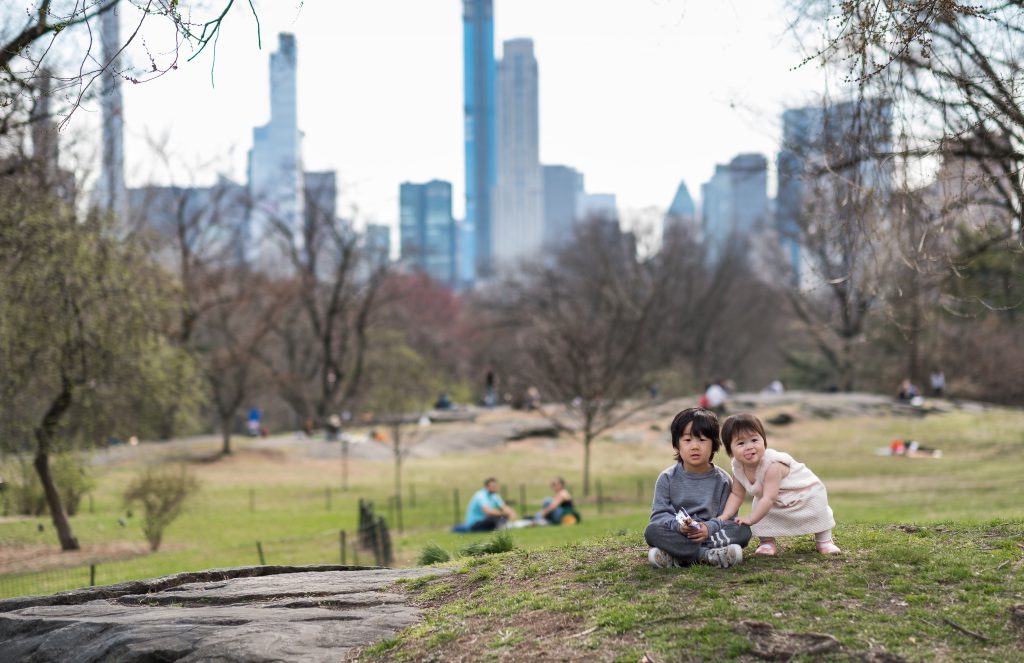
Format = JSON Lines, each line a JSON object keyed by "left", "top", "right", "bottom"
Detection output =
{"left": 0, "top": 565, "right": 448, "bottom": 662}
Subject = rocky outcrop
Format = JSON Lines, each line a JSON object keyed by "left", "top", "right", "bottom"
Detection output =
{"left": 0, "top": 565, "right": 447, "bottom": 662}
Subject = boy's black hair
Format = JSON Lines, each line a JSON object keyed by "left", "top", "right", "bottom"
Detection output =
{"left": 669, "top": 407, "right": 721, "bottom": 463}
{"left": 721, "top": 413, "right": 768, "bottom": 457}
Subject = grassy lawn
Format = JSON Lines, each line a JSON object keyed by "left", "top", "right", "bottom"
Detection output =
{"left": 364, "top": 522, "right": 1024, "bottom": 662}
{"left": 2, "top": 399, "right": 1023, "bottom": 661}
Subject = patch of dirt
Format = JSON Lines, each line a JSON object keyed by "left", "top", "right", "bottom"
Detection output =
{"left": 0, "top": 541, "right": 165, "bottom": 575}
{"left": 377, "top": 546, "right": 656, "bottom": 661}
{"left": 735, "top": 620, "right": 841, "bottom": 660}
{"left": 1010, "top": 604, "right": 1024, "bottom": 629}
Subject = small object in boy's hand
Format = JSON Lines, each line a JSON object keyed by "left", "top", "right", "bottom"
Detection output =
{"left": 675, "top": 508, "right": 701, "bottom": 531}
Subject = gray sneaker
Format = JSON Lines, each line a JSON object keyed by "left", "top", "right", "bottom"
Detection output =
{"left": 648, "top": 547, "right": 679, "bottom": 568}
{"left": 703, "top": 544, "right": 743, "bottom": 568}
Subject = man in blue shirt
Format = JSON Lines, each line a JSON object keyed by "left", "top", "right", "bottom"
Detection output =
{"left": 465, "top": 477, "right": 517, "bottom": 531}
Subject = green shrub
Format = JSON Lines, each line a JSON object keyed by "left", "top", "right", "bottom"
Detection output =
{"left": 123, "top": 464, "right": 200, "bottom": 551}
{"left": 459, "top": 530, "right": 515, "bottom": 557}
{"left": 5, "top": 456, "right": 45, "bottom": 516}
{"left": 53, "top": 454, "right": 94, "bottom": 516}
{"left": 2, "top": 454, "right": 94, "bottom": 517}
{"left": 418, "top": 542, "right": 452, "bottom": 566}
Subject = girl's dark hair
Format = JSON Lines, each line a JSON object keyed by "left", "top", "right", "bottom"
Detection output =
{"left": 669, "top": 408, "right": 721, "bottom": 463}
{"left": 721, "top": 413, "right": 768, "bottom": 457}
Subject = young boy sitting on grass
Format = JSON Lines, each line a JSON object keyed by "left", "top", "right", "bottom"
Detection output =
{"left": 645, "top": 407, "right": 752, "bottom": 568}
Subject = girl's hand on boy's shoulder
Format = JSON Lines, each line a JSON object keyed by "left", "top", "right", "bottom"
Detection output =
{"left": 683, "top": 522, "right": 709, "bottom": 542}
{"left": 734, "top": 516, "right": 755, "bottom": 526}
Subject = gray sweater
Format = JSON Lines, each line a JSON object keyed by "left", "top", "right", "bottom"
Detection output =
{"left": 649, "top": 463, "right": 733, "bottom": 536}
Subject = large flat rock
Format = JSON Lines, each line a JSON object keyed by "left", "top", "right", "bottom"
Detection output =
{"left": 0, "top": 565, "right": 447, "bottom": 662}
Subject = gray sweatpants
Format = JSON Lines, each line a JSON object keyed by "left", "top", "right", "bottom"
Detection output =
{"left": 644, "top": 520, "right": 752, "bottom": 565}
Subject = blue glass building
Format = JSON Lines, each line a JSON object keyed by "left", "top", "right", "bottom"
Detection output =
{"left": 776, "top": 99, "right": 892, "bottom": 284}
{"left": 400, "top": 180, "right": 457, "bottom": 287}
{"left": 463, "top": 0, "right": 496, "bottom": 281}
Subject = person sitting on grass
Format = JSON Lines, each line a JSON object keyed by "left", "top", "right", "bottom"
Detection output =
{"left": 645, "top": 407, "right": 751, "bottom": 569}
{"left": 535, "top": 477, "right": 580, "bottom": 525}
{"left": 462, "top": 477, "right": 518, "bottom": 532}
{"left": 718, "top": 413, "right": 841, "bottom": 556}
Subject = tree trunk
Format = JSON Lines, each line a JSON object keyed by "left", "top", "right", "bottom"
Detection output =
{"left": 392, "top": 425, "right": 403, "bottom": 504}
{"left": 582, "top": 431, "right": 592, "bottom": 497}
{"left": 839, "top": 337, "right": 855, "bottom": 392}
{"left": 221, "top": 415, "right": 233, "bottom": 455}
{"left": 341, "top": 437, "right": 349, "bottom": 491}
{"left": 34, "top": 450, "right": 79, "bottom": 551}
{"left": 906, "top": 269, "right": 922, "bottom": 385}
{"left": 33, "top": 381, "right": 79, "bottom": 551}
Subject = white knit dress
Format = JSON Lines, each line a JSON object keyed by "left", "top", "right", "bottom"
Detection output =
{"left": 731, "top": 449, "right": 836, "bottom": 537}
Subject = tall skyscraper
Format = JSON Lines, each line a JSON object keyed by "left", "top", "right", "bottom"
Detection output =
{"left": 400, "top": 180, "right": 458, "bottom": 286}
{"left": 364, "top": 223, "right": 392, "bottom": 268}
{"left": 700, "top": 153, "right": 768, "bottom": 262}
{"left": 493, "top": 38, "right": 543, "bottom": 268}
{"left": 248, "top": 33, "right": 304, "bottom": 252}
{"left": 543, "top": 165, "right": 584, "bottom": 249}
{"left": 458, "top": 219, "right": 476, "bottom": 286}
{"left": 576, "top": 192, "right": 617, "bottom": 222}
{"left": 96, "top": 0, "right": 126, "bottom": 220}
{"left": 776, "top": 98, "right": 892, "bottom": 281}
{"left": 463, "top": 0, "right": 496, "bottom": 280}
{"left": 304, "top": 171, "right": 337, "bottom": 230}
{"left": 664, "top": 180, "right": 697, "bottom": 237}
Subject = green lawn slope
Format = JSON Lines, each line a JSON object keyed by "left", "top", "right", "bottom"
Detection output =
{"left": 365, "top": 522, "right": 1024, "bottom": 662}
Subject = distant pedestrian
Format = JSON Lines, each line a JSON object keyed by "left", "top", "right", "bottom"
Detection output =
{"left": 484, "top": 370, "right": 497, "bottom": 407}
{"left": 896, "top": 379, "right": 920, "bottom": 402}
{"left": 326, "top": 414, "right": 342, "bottom": 442}
{"left": 460, "top": 477, "right": 517, "bottom": 532}
{"left": 703, "top": 381, "right": 728, "bottom": 416}
{"left": 535, "top": 478, "right": 579, "bottom": 525}
{"left": 247, "top": 407, "right": 261, "bottom": 437}
{"left": 929, "top": 369, "right": 946, "bottom": 397}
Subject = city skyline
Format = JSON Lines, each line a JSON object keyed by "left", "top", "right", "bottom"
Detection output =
{"left": 113, "top": 1, "right": 833, "bottom": 236}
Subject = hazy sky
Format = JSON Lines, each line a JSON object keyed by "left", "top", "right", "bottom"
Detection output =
{"left": 114, "top": 0, "right": 834, "bottom": 230}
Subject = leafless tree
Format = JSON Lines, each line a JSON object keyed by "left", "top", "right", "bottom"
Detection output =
{"left": 1, "top": 0, "right": 261, "bottom": 132}
{"left": 126, "top": 142, "right": 253, "bottom": 440}
{"left": 653, "top": 223, "right": 788, "bottom": 391}
{"left": 259, "top": 187, "right": 390, "bottom": 428}
{"left": 360, "top": 336, "right": 439, "bottom": 523}
{"left": 775, "top": 97, "right": 898, "bottom": 391}
{"left": 192, "top": 266, "right": 278, "bottom": 455}
{"left": 487, "top": 219, "right": 670, "bottom": 496}
{"left": 794, "top": 0, "right": 1024, "bottom": 250}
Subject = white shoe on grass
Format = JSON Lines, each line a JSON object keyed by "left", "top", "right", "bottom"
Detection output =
{"left": 648, "top": 547, "right": 679, "bottom": 568}
{"left": 703, "top": 544, "right": 743, "bottom": 569}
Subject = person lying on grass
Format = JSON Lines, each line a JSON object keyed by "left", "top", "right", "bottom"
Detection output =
{"left": 718, "top": 413, "right": 841, "bottom": 556}
{"left": 644, "top": 407, "right": 752, "bottom": 569}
